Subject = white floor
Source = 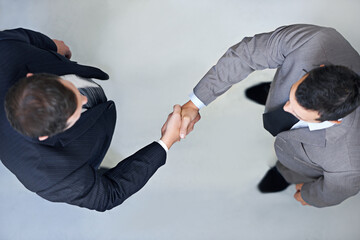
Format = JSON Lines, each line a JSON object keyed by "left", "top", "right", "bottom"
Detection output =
{"left": 1, "top": 0, "right": 360, "bottom": 239}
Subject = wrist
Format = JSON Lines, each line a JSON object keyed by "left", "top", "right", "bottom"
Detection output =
{"left": 157, "top": 139, "right": 169, "bottom": 152}
{"left": 183, "top": 100, "right": 199, "bottom": 111}
{"left": 160, "top": 136, "right": 174, "bottom": 150}
{"left": 189, "top": 92, "right": 206, "bottom": 109}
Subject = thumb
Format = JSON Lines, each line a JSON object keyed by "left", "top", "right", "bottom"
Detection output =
{"left": 173, "top": 104, "right": 181, "bottom": 115}
{"left": 180, "top": 116, "right": 191, "bottom": 139}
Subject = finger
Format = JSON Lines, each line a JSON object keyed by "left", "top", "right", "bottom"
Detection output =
{"left": 186, "top": 113, "right": 201, "bottom": 134}
{"left": 295, "top": 183, "right": 303, "bottom": 191}
{"left": 294, "top": 192, "right": 299, "bottom": 201}
{"left": 187, "top": 126, "right": 194, "bottom": 134}
{"left": 194, "top": 113, "right": 201, "bottom": 123}
{"left": 66, "top": 50, "right": 72, "bottom": 59}
{"left": 161, "top": 121, "right": 167, "bottom": 134}
{"left": 187, "top": 120, "right": 196, "bottom": 134}
{"left": 163, "top": 113, "right": 172, "bottom": 126}
{"left": 180, "top": 116, "right": 191, "bottom": 139}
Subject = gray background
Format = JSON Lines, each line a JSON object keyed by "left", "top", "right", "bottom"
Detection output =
{"left": 1, "top": 0, "right": 360, "bottom": 239}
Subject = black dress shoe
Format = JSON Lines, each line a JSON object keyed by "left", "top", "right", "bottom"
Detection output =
{"left": 245, "top": 82, "right": 271, "bottom": 105}
{"left": 258, "top": 167, "right": 290, "bottom": 193}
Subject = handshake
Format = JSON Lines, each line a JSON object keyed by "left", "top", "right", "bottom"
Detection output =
{"left": 160, "top": 100, "right": 201, "bottom": 149}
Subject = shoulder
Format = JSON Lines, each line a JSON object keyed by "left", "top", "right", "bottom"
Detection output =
{"left": 270, "top": 24, "right": 342, "bottom": 48}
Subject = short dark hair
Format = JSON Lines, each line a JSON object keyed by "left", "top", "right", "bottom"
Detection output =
{"left": 5, "top": 73, "right": 77, "bottom": 138}
{"left": 296, "top": 65, "right": 360, "bottom": 121}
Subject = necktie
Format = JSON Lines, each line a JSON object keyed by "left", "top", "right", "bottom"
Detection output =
{"left": 78, "top": 80, "right": 107, "bottom": 109}
{"left": 263, "top": 105, "right": 299, "bottom": 136}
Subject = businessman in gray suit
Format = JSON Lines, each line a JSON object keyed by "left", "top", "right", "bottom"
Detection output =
{"left": 175, "top": 24, "right": 360, "bottom": 207}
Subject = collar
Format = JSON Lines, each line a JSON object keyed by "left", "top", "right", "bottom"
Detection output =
{"left": 308, "top": 121, "right": 337, "bottom": 131}
{"left": 291, "top": 120, "right": 338, "bottom": 131}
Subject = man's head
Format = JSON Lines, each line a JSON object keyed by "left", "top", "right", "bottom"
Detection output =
{"left": 5, "top": 73, "right": 87, "bottom": 140}
{"left": 284, "top": 65, "right": 360, "bottom": 123}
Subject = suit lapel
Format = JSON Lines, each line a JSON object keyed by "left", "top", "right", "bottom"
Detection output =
{"left": 277, "top": 108, "right": 358, "bottom": 146}
{"left": 278, "top": 127, "right": 326, "bottom": 147}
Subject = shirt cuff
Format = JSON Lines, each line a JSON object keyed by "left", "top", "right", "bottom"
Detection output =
{"left": 157, "top": 140, "right": 169, "bottom": 153}
{"left": 189, "top": 92, "right": 206, "bottom": 110}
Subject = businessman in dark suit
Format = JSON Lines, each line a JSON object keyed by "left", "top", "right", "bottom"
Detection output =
{"left": 0, "top": 28, "right": 181, "bottom": 211}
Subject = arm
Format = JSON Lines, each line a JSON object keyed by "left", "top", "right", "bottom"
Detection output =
{"left": 0, "top": 28, "right": 57, "bottom": 51}
{"left": 36, "top": 105, "right": 182, "bottom": 211}
{"left": 300, "top": 171, "right": 360, "bottom": 207}
{"left": 0, "top": 28, "right": 72, "bottom": 59}
{"left": 194, "top": 24, "right": 326, "bottom": 105}
{"left": 37, "top": 142, "right": 166, "bottom": 211}
{"left": 180, "top": 24, "right": 327, "bottom": 137}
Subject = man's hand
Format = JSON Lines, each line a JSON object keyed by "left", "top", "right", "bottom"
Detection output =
{"left": 52, "top": 39, "right": 72, "bottom": 59}
{"left": 294, "top": 183, "right": 310, "bottom": 206}
{"left": 180, "top": 100, "right": 201, "bottom": 139}
{"left": 161, "top": 105, "right": 182, "bottom": 149}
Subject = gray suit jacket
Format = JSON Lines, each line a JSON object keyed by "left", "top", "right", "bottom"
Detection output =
{"left": 193, "top": 24, "right": 360, "bottom": 207}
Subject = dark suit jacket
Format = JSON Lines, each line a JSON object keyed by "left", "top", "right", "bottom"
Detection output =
{"left": 0, "top": 28, "right": 166, "bottom": 211}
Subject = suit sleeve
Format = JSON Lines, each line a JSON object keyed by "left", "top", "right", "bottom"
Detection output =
{"left": 0, "top": 28, "right": 57, "bottom": 51}
{"left": 300, "top": 170, "right": 360, "bottom": 207}
{"left": 36, "top": 142, "right": 166, "bottom": 212}
{"left": 193, "top": 24, "right": 326, "bottom": 105}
